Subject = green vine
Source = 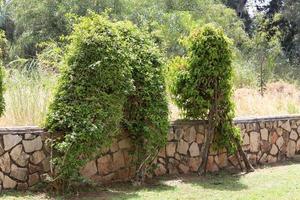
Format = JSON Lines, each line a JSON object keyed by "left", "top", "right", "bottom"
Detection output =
{"left": 45, "top": 13, "right": 169, "bottom": 189}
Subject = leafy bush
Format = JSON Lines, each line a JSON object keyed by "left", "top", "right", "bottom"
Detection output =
{"left": 121, "top": 24, "right": 169, "bottom": 181}
{"left": 170, "top": 24, "right": 240, "bottom": 162}
{"left": 46, "top": 13, "right": 169, "bottom": 187}
{"left": 45, "top": 14, "right": 134, "bottom": 187}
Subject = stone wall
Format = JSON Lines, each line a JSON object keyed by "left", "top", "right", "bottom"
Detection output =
{"left": 1, "top": 115, "right": 300, "bottom": 190}
{"left": 154, "top": 115, "right": 300, "bottom": 176}
{"left": 0, "top": 127, "right": 50, "bottom": 190}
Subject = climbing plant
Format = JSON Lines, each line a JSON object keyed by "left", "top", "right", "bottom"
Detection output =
{"left": 45, "top": 13, "right": 169, "bottom": 189}
{"left": 169, "top": 24, "right": 254, "bottom": 174}
{"left": 45, "top": 14, "right": 134, "bottom": 189}
{"left": 121, "top": 24, "right": 169, "bottom": 183}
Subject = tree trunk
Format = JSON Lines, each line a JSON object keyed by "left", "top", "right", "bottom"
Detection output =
{"left": 197, "top": 114, "right": 215, "bottom": 175}
{"left": 236, "top": 141, "right": 255, "bottom": 172}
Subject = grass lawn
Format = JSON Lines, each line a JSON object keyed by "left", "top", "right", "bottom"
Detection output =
{"left": 2, "top": 161, "right": 300, "bottom": 200}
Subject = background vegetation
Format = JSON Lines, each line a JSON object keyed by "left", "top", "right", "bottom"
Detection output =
{"left": 0, "top": 0, "right": 298, "bottom": 125}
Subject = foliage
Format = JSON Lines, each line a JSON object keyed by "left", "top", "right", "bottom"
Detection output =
{"left": 45, "top": 13, "right": 169, "bottom": 187}
{"left": 170, "top": 24, "right": 240, "bottom": 151}
{"left": 45, "top": 14, "right": 134, "bottom": 187}
{"left": 121, "top": 23, "right": 169, "bottom": 180}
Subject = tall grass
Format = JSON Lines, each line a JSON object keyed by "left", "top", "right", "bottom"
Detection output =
{"left": 170, "top": 81, "right": 300, "bottom": 120}
{"left": 0, "top": 69, "right": 57, "bottom": 126}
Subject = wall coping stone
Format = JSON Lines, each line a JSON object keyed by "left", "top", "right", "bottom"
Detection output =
{"left": 0, "top": 126, "right": 44, "bottom": 135}
{"left": 1, "top": 114, "right": 300, "bottom": 133}
{"left": 171, "top": 114, "right": 300, "bottom": 126}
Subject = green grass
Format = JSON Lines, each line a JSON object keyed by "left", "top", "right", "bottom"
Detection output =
{"left": 2, "top": 161, "right": 300, "bottom": 200}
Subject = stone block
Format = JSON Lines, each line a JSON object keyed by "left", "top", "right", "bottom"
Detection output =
{"left": 270, "top": 144, "right": 278, "bottom": 155}
{"left": 10, "top": 164, "right": 28, "bottom": 181}
{"left": 17, "top": 183, "right": 28, "bottom": 190}
{"left": 287, "top": 140, "right": 296, "bottom": 158}
{"left": 29, "top": 164, "right": 42, "bottom": 174}
{"left": 183, "top": 127, "right": 196, "bottom": 143}
{"left": 243, "top": 132, "right": 250, "bottom": 145}
{"left": 188, "top": 157, "right": 202, "bottom": 172}
{"left": 30, "top": 151, "right": 46, "bottom": 165}
{"left": 154, "top": 164, "right": 167, "bottom": 176}
{"left": 0, "top": 152, "right": 11, "bottom": 173}
{"left": 22, "top": 136, "right": 43, "bottom": 153}
{"left": 166, "top": 142, "right": 176, "bottom": 157}
{"left": 196, "top": 134, "right": 204, "bottom": 144}
{"left": 261, "top": 128, "right": 268, "bottom": 141}
{"left": 178, "top": 164, "right": 189, "bottom": 174}
{"left": 10, "top": 144, "right": 29, "bottom": 167}
{"left": 207, "top": 156, "right": 219, "bottom": 172}
{"left": 80, "top": 160, "right": 97, "bottom": 178}
{"left": 217, "top": 153, "right": 228, "bottom": 168}
{"left": 281, "top": 121, "right": 291, "bottom": 132}
{"left": 177, "top": 140, "right": 189, "bottom": 155}
{"left": 28, "top": 173, "right": 39, "bottom": 187}
{"left": 276, "top": 136, "right": 284, "bottom": 150}
{"left": 290, "top": 130, "right": 298, "bottom": 141}
{"left": 267, "top": 155, "right": 277, "bottom": 163}
{"left": 189, "top": 142, "right": 200, "bottom": 157}
{"left": 3, "top": 134, "right": 22, "bottom": 151}
{"left": 259, "top": 153, "right": 268, "bottom": 163}
{"left": 97, "top": 154, "right": 113, "bottom": 175}
{"left": 3, "top": 175, "right": 17, "bottom": 189}
{"left": 260, "top": 141, "right": 271, "bottom": 153}
{"left": 113, "top": 151, "right": 125, "bottom": 170}
{"left": 250, "top": 132, "right": 260, "bottom": 152}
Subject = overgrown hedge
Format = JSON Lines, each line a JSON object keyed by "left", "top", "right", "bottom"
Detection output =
{"left": 169, "top": 24, "right": 240, "bottom": 153}
{"left": 0, "top": 31, "right": 6, "bottom": 116}
{"left": 45, "top": 13, "right": 169, "bottom": 188}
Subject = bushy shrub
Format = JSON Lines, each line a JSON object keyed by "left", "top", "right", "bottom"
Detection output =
{"left": 170, "top": 24, "right": 241, "bottom": 173}
{"left": 46, "top": 13, "right": 169, "bottom": 187}
{"left": 45, "top": 14, "right": 134, "bottom": 186}
{"left": 121, "top": 24, "right": 169, "bottom": 181}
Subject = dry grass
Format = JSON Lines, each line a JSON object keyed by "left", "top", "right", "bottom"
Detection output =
{"left": 0, "top": 69, "right": 57, "bottom": 126}
{"left": 170, "top": 81, "right": 300, "bottom": 120}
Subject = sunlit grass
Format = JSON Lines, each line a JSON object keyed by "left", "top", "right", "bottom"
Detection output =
{"left": 0, "top": 69, "right": 57, "bottom": 126}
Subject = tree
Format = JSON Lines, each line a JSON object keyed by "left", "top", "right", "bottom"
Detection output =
{"left": 169, "top": 24, "right": 254, "bottom": 174}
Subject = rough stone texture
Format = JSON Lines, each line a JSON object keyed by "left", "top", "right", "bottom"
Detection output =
{"left": 30, "top": 151, "right": 46, "bottom": 165}
{"left": 177, "top": 140, "right": 189, "bottom": 155}
{"left": 10, "top": 164, "right": 28, "bottom": 181}
{"left": 281, "top": 121, "right": 291, "bottom": 132}
{"left": 80, "top": 161, "right": 97, "bottom": 178}
{"left": 22, "top": 136, "right": 43, "bottom": 153}
{"left": 0, "top": 152, "right": 11, "bottom": 173}
{"left": 270, "top": 144, "right": 278, "bottom": 155}
{"left": 166, "top": 142, "right": 176, "bottom": 157}
{"left": 10, "top": 144, "right": 29, "bottom": 167}
{"left": 189, "top": 142, "right": 200, "bottom": 157}
{"left": 3, "top": 175, "right": 17, "bottom": 189}
{"left": 183, "top": 127, "right": 196, "bottom": 143}
{"left": 97, "top": 155, "right": 113, "bottom": 175}
{"left": 196, "top": 134, "right": 204, "bottom": 144}
{"left": 3, "top": 135, "right": 22, "bottom": 151}
{"left": 113, "top": 151, "right": 125, "bottom": 171}
{"left": 276, "top": 137, "right": 284, "bottom": 150}
{"left": 290, "top": 130, "right": 298, "bottom": 141}
{"left": 250, "top": 132, "right": 260, "bottom": 152}
{"left": 261, "top": 128, "right": 268, "bottom": 141}
{"left": 287, "top": 140, "right": 296, "bottom": 158}
{"left": 28, "top": 173, "right": 39, "bottom": 187}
